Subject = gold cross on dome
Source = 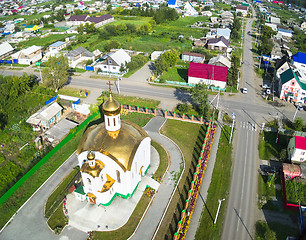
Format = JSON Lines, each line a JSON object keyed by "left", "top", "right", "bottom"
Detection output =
{"left": 106, "top": 81, "right": 113, "bottom": 93}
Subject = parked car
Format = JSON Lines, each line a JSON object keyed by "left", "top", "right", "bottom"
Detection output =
{"left": 297, "top": 104, "right": 304, "bottom": 111}
{"left": 241, "top": 88, "right": 247, "bottom": 94}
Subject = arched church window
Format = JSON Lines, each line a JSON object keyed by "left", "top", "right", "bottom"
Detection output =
{"left": 116, "top": 170, "right": 121, "bottom": 183}
{"left": 87, "top": 178, "right": 91, "bottom": 185}
{"left": 113, "top": 118, "right": 116, "bottom": 126}
{"left": 101, "top": 174, "right": 104, "bottom": 182}
{"left": 107, "top": 118, "right": 110, "bottom": 126}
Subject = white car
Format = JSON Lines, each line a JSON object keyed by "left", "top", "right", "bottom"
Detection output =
{"left": 242, "top": 88, "right": 247, "bottom": 94}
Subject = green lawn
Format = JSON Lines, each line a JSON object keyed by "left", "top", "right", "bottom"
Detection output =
{"left": 45, "top": 167, "right": 79, "bottom": 218}
{"left": 159, "top": 67, "right": 188, "bottom": 83}
{"left": 47, "top": 203, "right": 67, "bottom": 233}
{"left": 152, "top": 141, "right": 168, "bottom": 181}
{"left": 112, "top": 94, "right": 160, "bottom": 109}
{"left": 155, "top": 119, "right": 205, "bottom": 240}
{"left": 58, "top": 87, "right": 90, "bottom": 98}
{"left": 110, "top": 16, "right": 152, "bottom": 27}
{"left": 255, "top": 220, "right": 298, "bottom": 240}
{"left": 121, "top": 112, "right": 154, "bottom": 127}
{"left": 195, "top": 125, "right": 232, "bottom": 240}
{"left": 18, "top": 34, "right": 72, "bottom": 48}
{"left": 258, "top": 174, "right": 282, "bottom": 210}
{"left": 258, "top": 131, "right": 290, "bottom": 160}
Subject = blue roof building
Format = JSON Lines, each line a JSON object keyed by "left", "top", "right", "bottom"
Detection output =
{"left": 168, "top": 0, "right": 178, "bottom": 8}
{"left": 292, "top": 52, "right": 306, "bottom": 65}
{"left": 49, "top": 41, "right": 66, "bottom": 51}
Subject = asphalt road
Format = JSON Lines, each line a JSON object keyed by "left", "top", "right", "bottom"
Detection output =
{"left": 222, "top": 12, "right": 258, "bottom": 240}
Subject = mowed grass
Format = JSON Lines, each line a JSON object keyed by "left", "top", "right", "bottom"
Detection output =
{"left": 195, "top": 125, "right": 232, "bottom": 240}
{"left": 110, "top": 16, "right": 152, "bottom": 27}
{"left": 155, "top": 119, "right": 205, "bottom": 240}
{"left": 159, "top": 67, "right": 188, "bottom": 83}
{"left": 258, "top": 131, "right": 290, "bottom": 160}
{"left": 152, "top": 141, "right": 169, "bottom": 180}
{"left": 255, "top": 220, "right": 298, "bottom": 240}
{"left": 18, "top": 34, "right": 72, "bottom": 48}
{"left": 113, "top": 94, "right": 160, "bottom": 109}
{"left": 121, "top": 112, "right": 154, "bottom": 127}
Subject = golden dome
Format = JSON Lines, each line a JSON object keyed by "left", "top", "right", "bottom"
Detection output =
{"left": 87, "top": 151, "right": 95, "bottom": 160}
{"left": 81, "top": 160, "right": 105, "bottom": 178}
{"left": 102, "top": 94, "right": 121, "bottom": 116}
{"left": 77, "top": 120, "right": 148, "bottom": 172}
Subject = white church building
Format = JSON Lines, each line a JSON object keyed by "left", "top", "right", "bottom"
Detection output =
{"left": 74, "top": 94, "right": 151, "bottom": 206}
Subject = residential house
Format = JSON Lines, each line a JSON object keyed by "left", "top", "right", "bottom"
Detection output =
{"left": 49, "top": 41, "right": 67, "bottom": 51}
{"left": 151, "top": 51, "right": 165, "bottom": 61}
{"left": 94, "top": 49, "right": 131, "bottom": 75}
{"left": 11, "top": 45, "right": 43, "bottom": 65}
{"left": 236, "top": 5, "right": 248, "bottom": 16}
{"left": 184, "top": 2, "right": 198, "bottom": 17}
{"left": 287, "top": 136, "right": 306, "bottom": 163}
{"left": 216, "top": 28, "right": 231, "bottom": 40}
{"left": 276, "top": 28, "right": 293, "bottom": 39}
{"left": 204, "top": 0, "right": 214, "bottom": 6}
{"left": 265, "top": 23, "right": 278, "bottom": 31}
{"left": 292, "top": 52, "right": 306, "bottom": 70}
{"left": 187, "top": 62, "right": 228, "bottom": 88}
{"left": 26, "top": 102, "right": 63, "bottom": 131}
{"left": 168, "top": 0, "right": 178, "bottom": 7}
{"left": 0, "top": 42, "right": 14, "bottom": 59}
{"left": 207, "top": 36, "right": 230, "bottom": 52}
{"left": 270, "top": 16, "right": 281, "bottom": 24}
{"left": 42, "top": 49, "right": 61, "bottom": 62}
{"left": 66, "top": 14, "right": 114, "bottom": 27}
{"left": 24, "top": 24, "right": 40, "bottom": 33}
{"left": 202, "top": 11, "right": 212, "bottom": 17}
{"left": 67, "top": 47, "right": 95, "bottom": 68}
{"left": 181, "top": 52, "right": 205, "bottom": 63}
{"left": 278, "top": 68, "right": 306, "bottom": 103}
{"left": 193, "top": 38, "right": 207, "bottom": 47}
{"left": 208, "top": 55, "right": 231, "bottom": 68}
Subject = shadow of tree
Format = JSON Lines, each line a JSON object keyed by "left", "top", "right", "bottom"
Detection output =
{"left": 177, "top": 68, "right": 188, "bottom": 81}
{"left": 173, "top": 88, "right": 192, "bottom": 104}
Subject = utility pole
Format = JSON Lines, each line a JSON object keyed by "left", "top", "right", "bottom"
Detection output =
{"left": 214, "top": 198, "right": 225, "bottom": 225}
{"left": 229, "top": 113, "right": 235, "bottom": 143}
{"left": 293, "top": 106, "right": 298, "bottom": 122}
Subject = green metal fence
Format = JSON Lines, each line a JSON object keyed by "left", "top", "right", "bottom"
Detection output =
{"left": 0, "top": 111, "right": 99, "bottom": 205}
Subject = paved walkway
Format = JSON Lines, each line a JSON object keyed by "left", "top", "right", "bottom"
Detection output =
{"left": 0, "top": 153, "right": 87, "bottom": 240}
{"left": 130, "top": 116, "right": 183, "bottom": 240}
{"left": 184, "top": 120, "right": 222, "bottom": 240}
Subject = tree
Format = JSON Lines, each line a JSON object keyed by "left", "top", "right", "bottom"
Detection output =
{"left": 191, "top": 83, "right": 209, "bottom": 116}
{"left": 42, "top": 55, "right": 69, "bottom": 92}
{"left": 104, "top": 40, "right": 121, "bottom": 52}
{"left": 237, "top": 12, "right": 242, "bottom": 17}
{"left": 279, "top": 149, "right": 287, "bottom": 161}
{"left": 227, "top": 55, "right": 240, "bottom": 87}
{"left": 85, "top": 22, "right": 96, "bottom": 33}
{"left": 293, "top": 117, "right": 304, "bottom": 131}
{"left": 76, "top": 24, "right": 84, "bottom": 35}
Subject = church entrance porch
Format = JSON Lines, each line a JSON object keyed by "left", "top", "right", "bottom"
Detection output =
{"left": 66, "top": 145, "right": 160, "bottom": 232}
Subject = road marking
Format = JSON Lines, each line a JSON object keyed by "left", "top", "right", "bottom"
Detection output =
{"left": 237, "top": 130, "right": 249, "bottom": 233}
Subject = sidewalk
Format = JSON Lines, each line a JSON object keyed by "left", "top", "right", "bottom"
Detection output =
{"left": 130, "top": 116, "right": 183, "bottom": 240}
{"left": 185, "top": 120, "right": 222, "bottom": 240}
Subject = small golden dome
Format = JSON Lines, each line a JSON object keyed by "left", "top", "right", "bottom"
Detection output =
{"left": 87, "top": 151, "right": 95, "bottom": 160}
{"left": 102, "top": 94, "right": 121, "bottom": 116}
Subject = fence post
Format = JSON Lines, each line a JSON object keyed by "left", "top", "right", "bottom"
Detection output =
{"left": 137, "top": 106, "right": 139, "bottom": 113}
{"left": 165, "top": 109, "right": 167, "bottom": 118}
{"left": 146, "top": 107, "right": 148, "bottom": 114}
{"left": 173, "top": 111, "right": 176, "bottom": 119}
{"left": 191, "top": 114, "right": 194, "bottom": 121}
{"left": 183, "top": 113, "right": 185, "bottom": 120}
{"left": 200, "top": 116, "right": 203, "bottom": 124}
{"left": 154, "top": 108, "right": 157, "bottom": 116}
{"left": 129, "top": 104, "right": 131, "bottom": 111}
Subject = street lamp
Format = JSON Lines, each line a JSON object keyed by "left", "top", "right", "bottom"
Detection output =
{"left": 229, "top": 113, "right": 235, "bottom": 143}
{"left": 214, "top": 198, "right": 225, "bottom": 225}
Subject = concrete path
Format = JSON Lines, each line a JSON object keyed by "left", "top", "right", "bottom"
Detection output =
{"left": 130, "top": 116, "right": 183, "bottom": 240}
{"left": 0, "top": 153, "right": 87, "bottom": 240}
{"left": 185, "top": 120, "right": 222, "bottom": 240}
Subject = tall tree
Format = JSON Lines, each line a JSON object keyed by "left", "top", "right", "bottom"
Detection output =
{"left": 42, "top": 55, "right": 69, "bottom": 92}
{"left": 191, "top": 83, "right": 210, "bottom": 116}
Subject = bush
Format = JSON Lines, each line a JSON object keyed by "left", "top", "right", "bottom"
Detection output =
{"left": 176, "top": 103, "right": 191, "bottom": 113}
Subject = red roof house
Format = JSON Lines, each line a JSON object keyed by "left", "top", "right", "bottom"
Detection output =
{"left": 288, "top": 136, "right": 306, "bottom": 163}
{"left": 188, "top": 62, "right": 228, "bottom": 88}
